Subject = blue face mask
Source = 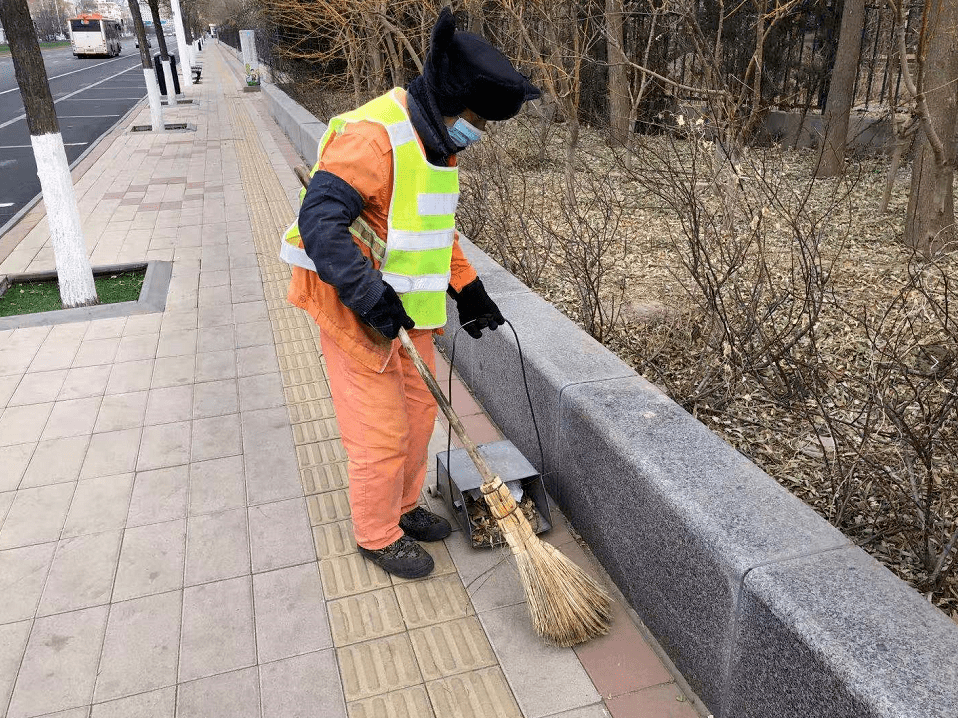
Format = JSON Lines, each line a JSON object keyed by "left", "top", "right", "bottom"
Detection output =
{"left": 448, "top": 117, "right": 484, "bottom": 149}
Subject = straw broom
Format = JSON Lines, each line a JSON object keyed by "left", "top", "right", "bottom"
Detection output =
{"left": 291, "top": 165, "right": 611, "bottom": 644}
{"left": 398, "top": 327, "right": 612, "bottom": 646}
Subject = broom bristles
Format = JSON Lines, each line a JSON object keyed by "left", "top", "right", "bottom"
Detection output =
{"left": 481, "top": 477, "right": 613, "bottom": 647}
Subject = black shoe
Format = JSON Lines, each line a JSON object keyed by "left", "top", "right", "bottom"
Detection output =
{"left": 358, "top": 535, "right": 434, "bottom": 579}
{"left": 399, "top": 506, "right": 452, "bottom": 542}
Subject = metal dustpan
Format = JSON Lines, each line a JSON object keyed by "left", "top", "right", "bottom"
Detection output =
{"left": 435, "top": 439, "right": 552, "bottom": 548}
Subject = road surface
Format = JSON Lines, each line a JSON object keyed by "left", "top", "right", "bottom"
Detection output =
{"left": 0, "top": 37, "right": 180, "bottom": 230}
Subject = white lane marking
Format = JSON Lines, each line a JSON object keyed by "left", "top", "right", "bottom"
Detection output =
{"left": 0, "top": 64, "right": 141, "bottom": 130}
{"left": 0, "top": 203, "right": 14, "bottom": 208}
{"left": 0, "top": 54, "right": 135, "bottom": 96}
{"left": 0, "top": 142, "right": 88, "bottom": 149}
{"left": 59, "top": 97, "right": 146, "bottom": 101}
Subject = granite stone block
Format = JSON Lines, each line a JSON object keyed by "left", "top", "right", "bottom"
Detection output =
{"left": 725, "top": 548, "right": 958, "bottom": 718}
{"left": 555, "top": 376, "right": 848, "bottom": 709}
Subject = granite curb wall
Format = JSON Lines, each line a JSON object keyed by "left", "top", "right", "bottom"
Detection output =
{"left": 237, "top": 68, "right": 958, "bottom": 718}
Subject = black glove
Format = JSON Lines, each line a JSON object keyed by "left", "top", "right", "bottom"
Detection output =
{"left": 358, "top": 283, "right": 415, "bottom": 339}
{"left": 448, "top": 278, "right": 504, "bottom": 339}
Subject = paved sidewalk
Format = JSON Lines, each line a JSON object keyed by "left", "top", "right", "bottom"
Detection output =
{"left": 0, "top": 45, "right": 704, "bottom": 718}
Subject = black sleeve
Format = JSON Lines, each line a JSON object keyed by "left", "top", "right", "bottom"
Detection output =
{"left": 298, "top": 170, "right": 385, "bottom": 315}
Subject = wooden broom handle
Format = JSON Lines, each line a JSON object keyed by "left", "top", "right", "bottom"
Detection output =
{"left": 398, "top": 327, "right": 500, "bottom": 487}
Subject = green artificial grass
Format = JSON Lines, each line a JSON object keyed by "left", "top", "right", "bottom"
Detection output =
{"left": 0, "top": 270, "right": 146, "bottom": 317}
{"left": 0, "top": 40, "right": 72, "bottom": 54}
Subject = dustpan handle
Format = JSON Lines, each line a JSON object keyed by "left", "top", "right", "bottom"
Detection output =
{"left": 398, "top": 327, "right": 500, "bottom": 487}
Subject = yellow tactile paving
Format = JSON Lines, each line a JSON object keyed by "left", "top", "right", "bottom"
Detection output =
{"left": 426, "top": 667, "right": 523, "bottom": 718}
{"left": 307, "top": 489, "right": 352, "bottom": 525}
{"left": 338, "top": 633, "right": 423, "bottom": 701}
{"left": 287, "top": 399, "right": 336, "bottom": 424}
{"left": 346, "top": 685, "right": 435, "bottom": 718}
{"left": 319, "top": 553, "right": 393, "bottom": 599}
{"left": 297, "top": 440, "right": 349, "bottom": 467}
{"left": 410, "top": 617, "right": 498, "bottom": 681}
{"left": 301, "top": 464, "right": 349, "bottom": 494}
{"left": 313, "top": 520, "right": 357, "bottom": 559}
{"left": 291, "top": 417, "right": 340, "bottom": 444}
{"left": 328, "top": 587, "right": 405, "bottom": 646}
{"left": 394, "top": 574, "right": 475, "bottom": 628}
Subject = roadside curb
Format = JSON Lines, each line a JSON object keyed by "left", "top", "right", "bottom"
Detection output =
{"left": 230, "top": 68, "right": 958, "bottom": 718}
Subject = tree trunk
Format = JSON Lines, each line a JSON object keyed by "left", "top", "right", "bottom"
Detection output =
{"left": 170, "top": 0, "right": 193, "bottom": 89}
{"left": 365, "top": 18, "right": 384, "bottom": 94}
{"left": 0, "top": 0, "right": 97, "bottom": 308}
{"left": 128, "top": 0, "right": 164, "bottom": 131}
{"left": 815, "top": 0, "right": 865, "bottom": 178}
{"left": 605, "top": 0, "right": 629, "bottom": 144}
{"left": 146, "top": 0, "right": 170, "bottom": 60}
{"left": 905, "top": 0, "right": 958, "bottom": 256}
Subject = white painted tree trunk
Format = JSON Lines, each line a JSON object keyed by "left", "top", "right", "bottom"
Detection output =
{"left": 31, "top": 132, "right": 98, "bottom": 308}
{"left": 144, "top": 67, "right": 164, "bottom": 131}
{"left": 170, "top": 0, "right": 193, "bottom": 89}
{"left": 161, "top": 58, "right": 176, "bottom": 100}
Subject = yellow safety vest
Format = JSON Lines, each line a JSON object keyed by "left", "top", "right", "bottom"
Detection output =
{"left": 280, "top": 88, "right": 459, "bottom": 330}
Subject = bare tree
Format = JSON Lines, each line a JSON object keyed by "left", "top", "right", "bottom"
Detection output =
{"left": 0, "top": 0, "right": 98, "bottom": 308}
{"left": 892, "top": 0, "right": 958, "bottom": 256}
{"left": 815, "top": 0, "right": 866, "bottom": 178}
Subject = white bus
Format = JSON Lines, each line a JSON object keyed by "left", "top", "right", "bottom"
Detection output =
{"left": 69, "top": 14, "right": 122, "bottom": 58}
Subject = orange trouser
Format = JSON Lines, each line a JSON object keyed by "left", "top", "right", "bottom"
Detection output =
{"left": 319, "top": 327, "right": 438, "bottom": 550}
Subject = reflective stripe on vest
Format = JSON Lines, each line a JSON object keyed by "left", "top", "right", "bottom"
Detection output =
{"left": 279, "top": 88, "right": 458, "bottom": 330}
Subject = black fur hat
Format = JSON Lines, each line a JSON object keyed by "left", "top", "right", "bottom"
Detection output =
{"left": 423, "top": 8, "right": 541, "bottom": 121}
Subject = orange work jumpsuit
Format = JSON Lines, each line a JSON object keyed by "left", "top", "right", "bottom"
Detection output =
{"left": 287, "top": 89, "right": 477, "bottom": 550}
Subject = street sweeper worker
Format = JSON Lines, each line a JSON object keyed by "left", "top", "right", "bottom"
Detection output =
{"left": 280, "top": 8, "right": 541, "bottom": 579}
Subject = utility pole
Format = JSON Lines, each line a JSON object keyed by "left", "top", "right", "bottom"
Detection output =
{"left": 128, "top": 0, "right": 164, "bottom": 131}
{"left": 0, "top": 0, "right": 98, "bottom": 308}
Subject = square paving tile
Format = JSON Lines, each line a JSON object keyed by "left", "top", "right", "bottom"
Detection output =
{"left": 8, "top": 369, "right": 67, "bottom": 406}
{"left": 138, "top": 422, "right": 191, "bottom": 471}
{"left": 479, "top": 603, "right": 601, "bottom": 718}
{"left": 191, "top": 412, "right": 242, "bottom": 462}
{"left": 20, "top": 435, "right": 89, "bottom": 488}
{"left": 253, "top": 563, "right": 332, "bottom": 662}
{"left": 106, "top": 359, "right": 155, "bottom": 395}
{"left": 37, "top": 530, "right": 123, "bottom": 616}
{"left": 73, "top": 338, "right": 120, "bottom": 367}
{"left": 116, "top": 333, "right": 160, "bottom": 363}
{"left": 260, "top": 649, "right": 347, "bottom": 718}
{"left": 194, "top": 349, "right": 236, "bottom": 382}
{"left": 192, "top": 378, "right": 239, "bottom": 419}
{"left": 394, "top": 574, "right": 474, "bottom": 629}
{"left": 151, "top": 355, "right": 195, "bottom": 389}
{"left": 91, "top": 687, "right": 175, "bottom": 718}
{"left": 0, "top": 443, "right": 33, "bottom": 492}
{"left": 189, "top": 455, "right": 246, "bottom": 514}
{"left": 242, "top": 408, "right": 301, "bottom": 504}
{"left": 237, "top": 372, "right": 285, "bottom": 412}
{"left": 6, "top": 605, "right": 109, "bottom": 718}
{"left": 0, "top": 374, "right": 19, "bottom": 409}
{"left": 60, "top": 364, "right": 112, "bottom": 400}
{"left": 95, "top": 391, "right": 148, "bottom": 433}
{"left": 112, "top": 518, "right": 186, "bottom": 601}
{"left": 0, "top": 403, "right": 54, "bottom": 446}
{"left": 248, "top": 498, "right": 314, "bottom": 573}
{"left": 237, "top": 345, "right": 278, "bottom": 377}
{"left": 196, "top": 328, "right": 235, "bottom": 354}
{"left": 327, "top": 587, "right": 403, "bottom": 647}
{"left": 42, "top": 396, "right": 101, "bottom": 439}
{"left": 605, "top": 684, "right": 699, "bottom": 718}
{"left": 80, "top": 428, "right": 140, "bottom": 478}
{"left": 0, "top": 621, "right": 33, "bottom": 716}
{"left": 62, "top": 474, "right": 134, "bottom": 537}
{"left": 0, "top": 483, "right": 75, "bottom": 549}
{"left": 94, "top": 591, "right": 182, "bottom": 702}
{"left": 156, "top": 329, "right": 198, "bottom": 358}
{"left": 145, "top": 385, "right": 193, "bottom": 425}
{"left": 410, "top": 616, "right": 498, "bottom": 681}
{"left": 185, "top": 508, "right": 250, "bottom": 585}
{"left": 176, "top": 667, "right": 259, "bottom": 718}
{"left": 0, "top": 542, "right": 57, "bottom": 624}
{"left": 179, "top": 576, "right": 256, "bottom": 682}
{"left": 127, "top": 465, "right": 189, "bottom": 527}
